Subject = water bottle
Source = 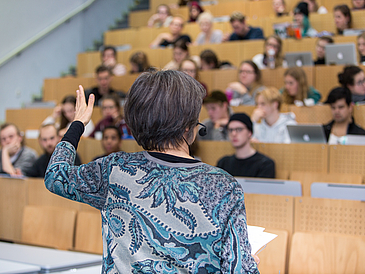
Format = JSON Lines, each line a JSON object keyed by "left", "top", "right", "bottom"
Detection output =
{"left": 268, "top": 48, "right": 275, "bottom": 69}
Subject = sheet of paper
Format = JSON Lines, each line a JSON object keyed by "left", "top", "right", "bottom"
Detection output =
{"left": 247, "top": 225, "right": 278, "bottom": 255}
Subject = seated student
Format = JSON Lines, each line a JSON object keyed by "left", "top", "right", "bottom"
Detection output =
{"left": 200, "top": 91, "right": 230, "bottom": 141}
{"left": 252, "top": 35, "right": 284, "bottom": 69}
{"left": 293, "top": 2, "right": 318, "bottom": 38}
{"left": 194, "top": 12, "right": 223, "bottom": 45}
{"left": 179, "top": 58, "right": 207, "bottom": 94}
{"left": 223, "top": 11, "right": 264, "bottom": 42}
{"left": 43, "top": 95, "right": 94, "bottom": 137}
{"left": 334, "top": 4, "right": 352, "bottom": 35}
{"left": 357, "top": 32, "right": 365, "bottom": 65}
{"left": 314, "top": 36, "right": 334, "bottom": 65}
{"left": 199, "top": 49, "right": 234, "bottom": 70}
{"left": 129, "top": 51, "right": 151, "bottom": 73}
{"left": 227, "top": 60, "right": 265, "bottom": 106}
{"left": 26, "top": 124, "right": 81, "bottom": 178}
{"left": 150, "top": 16, "right": 191, "bottom": 48}
{"left": 101, "top": 46, "right": 126, "bottom": 76}
{"left": 323, "top": 87, "right": 365, "bottom": 144}
{"left": 93, "top": 126, "right": 122, "bottom": 160}
{"left": 272, "top": 0, "right": 289, "bottom": 17}
{"left": 85, "top": 65, "right": 126, "bottom": 106}
{"left": 89, "top": 94, "right": 131, "bottom": 139}
{"left": 0, "top": 123, "right": 37, "bottom": 176}
{"left": 338, "top": 65, "right": 365, "bottom": 103}
{"left": 251, "top": 87, "right": 297, "bottom": 143}
{"left": 188, "top": 1, "right": 203, "bottom": 23}
{"left": 281, "top": 67, "right": 321, "bottom": 106}
{"left": 163, "top": 40, "right": 195, "bottom": 70}
{"left": 147, "top": 4, "right": 173, "bottom": 28}
{"left": 353, "top": 0, "right": 365, "bottom": 10}
{"left": 217, "top": 113, "right": 276, "bottom": 178}
{"left": 303, "top": 0, "right": 328, "bottom": 14}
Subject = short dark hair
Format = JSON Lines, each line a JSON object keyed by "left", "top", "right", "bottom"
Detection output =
{"left": 338, "top": 65, "right": 363, "bottom": 87}
{"left": 102, "top": 46, "right": 117, "bottom": 58}
{"left": 318, "top": 36, "right": 334, "bottom": 44}
{"left": 200, "top": 49, "right": 219, "bottom": 68}
{"left": 0, "top": 123, "right": 24, "bottom": 146}
{"left": 240, "top": 60, "right": 261, "bottom": 83}
{"left": 124, "top": 70, "right": 205, "bottom": 151}
{"left": 95, "top": 65, "right": 111, "bottom": 75}
{"left": 100, "top": 94, "right": 121, "bottom": 112}
{"left": 102, "top": 125, "right": 122, "bottom": 139}
{"left": 325, "top": 87, "right": 352, "bottom": 106}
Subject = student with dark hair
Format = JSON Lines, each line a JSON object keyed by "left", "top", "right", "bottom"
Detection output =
{"left": 200, "top": 49, "right": 219, "bottom": 70}
{"left": 0, "top": 123, "right": 37, "bottom": 176}
{"left": 224, "top": 11, "right": 264, "bottom": 41}
{"left": 334, "top": 4, "right": 352, "bottom": 35}
{"left": 45, "top": 71, "right": 259, "bottom": 273}
{"left": 352, "top": 0, "right": 365, "bottom": 10}
{"left": 129, "top": 51, "right": 150, "bottom": 73}
{"left": 323, "top": 87, "right": 365, "bottom": 143}
{"left": 85, "top": 65, "right": 126, "bottom": 106}
{"left": 92, "top": 126, "right": 122, "bottom": 160}
{"left": 227, "top": 60, "right": 265, "bottom": 106}
{"left": 217, "top": 113, "right": 275, "bottom": 178}
{"left": 188, "top": 1, "right": 203, "bottom": 22}
{"left": 101, "top": 46, "right": 126, "bottom": 76}
{"left": 89, "top": 94, "right": 131, "bottom": 139}
{"left": 27, "top": 124, "right": 81, "bottom": 178}
{"left": 314, "top": 36, "right": 334, "bottom": 65}
{"left": 179, "top": 58, "right": 207, "bottom": 93}
{"left": 163, "top": 40, "right": 191, "bottom": 70}
{"left": 338, "top": 65, "right": 365, "bottom": 103}
{"left": 293, "top": 2, "right": 318, "bottom": 37}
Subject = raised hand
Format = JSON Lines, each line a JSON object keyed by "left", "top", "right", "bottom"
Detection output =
{"left": 74, "top": 85, "right": 94, "bottom": 126}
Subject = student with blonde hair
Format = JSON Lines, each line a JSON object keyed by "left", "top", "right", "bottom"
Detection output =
{"left": 194, "top": 11, "right": 223, "bottom": 45}
{"left": 251, "top": 87, "right": 297, "bottom": 143}
{"left": 281, "top": 67, "right": 321, "bottom": 106}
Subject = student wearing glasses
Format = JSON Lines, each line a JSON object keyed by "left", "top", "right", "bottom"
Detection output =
{"left": 217, "top": 113, "right": 275, "bottom": 178}
{"left": 252, "top": 35, "right": 284, "bottom": 69}
{"left": 338, "top": 65, "right": 365, "bottom": 103}
{"left": 251, "top": 87, "right": 297, "bottom": 144}
{"left": 226, "top": 60, "right": 265, "bottom": 106}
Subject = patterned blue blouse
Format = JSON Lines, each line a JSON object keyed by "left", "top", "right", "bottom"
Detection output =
{"left": 45, "top": 141, "right": 259, "bottom": 273}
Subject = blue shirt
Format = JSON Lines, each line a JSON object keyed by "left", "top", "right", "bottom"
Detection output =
{"left": 229, "top": 27, "right": 264, "bottom": 41}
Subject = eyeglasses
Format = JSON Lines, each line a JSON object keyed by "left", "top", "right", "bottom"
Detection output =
{"left": 182, "top": 69, "right": 196, "bottom": 74}
{"left": 228, "top": 127, "right": 245, "bottom": 134}
{"left": 239, "top": 70, "right": 255, "bottom": 74}
{"left": 267, "top": 43, "right": 279, "bottom": 49}
{"left": 355, "top": 79, "right": 365, "bottom": 86}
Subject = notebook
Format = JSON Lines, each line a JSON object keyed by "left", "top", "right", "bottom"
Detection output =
{"left": 287, "top": 124, "right": 327, "bottom": 144}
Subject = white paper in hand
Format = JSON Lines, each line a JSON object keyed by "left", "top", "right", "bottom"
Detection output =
{"left": 247, "top": 225, "right": 278, "bottom": 255}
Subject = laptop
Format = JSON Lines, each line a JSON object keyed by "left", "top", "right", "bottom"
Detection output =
{"left": 287, "top": 124, "right": 327, "bottom": 144}
{"left": 325, "top": 43, "right": 357, "bottom": 65}
{"left": 285, "top": 52, "right": 313, "bottom": 67}
{"left": 341, "top": 134, "right": 365, "bottom": 145}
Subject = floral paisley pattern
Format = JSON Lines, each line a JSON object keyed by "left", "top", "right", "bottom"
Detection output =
{"left": 45, "top": 141, "right": 259, "bottom": 274}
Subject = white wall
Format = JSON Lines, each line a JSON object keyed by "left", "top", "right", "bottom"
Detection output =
{"left": 0, "top": 0, "right": 134, "bottom": 123}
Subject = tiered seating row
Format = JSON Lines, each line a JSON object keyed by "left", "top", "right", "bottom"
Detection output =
{"left": 1, "top": 177, "right": 364, "bottom": 273}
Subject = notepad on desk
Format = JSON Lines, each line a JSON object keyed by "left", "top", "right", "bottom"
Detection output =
{"left": 247, "top": 225, "right": 278, "bottom": 255}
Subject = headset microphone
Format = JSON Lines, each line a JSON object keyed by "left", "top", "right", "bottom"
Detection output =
{"left": 198, "top": 123, "right": 207, "bottom": 136}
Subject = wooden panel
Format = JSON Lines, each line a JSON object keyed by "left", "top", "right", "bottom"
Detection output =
{"left": 211, "top": 69, "right": 237, "bottom": 91}
{"left": 322, "top": 0, "right": 352, "bottom": 11}
{"left": 245, "top": 194, "right": 294, "bottom": 236}
{"left": 329, "top": 145, "right": 365, "bottom": 175}
{"left": 289, "top": 232, "right": 365, "bottom": 274}
{"left": 238, "top": 39, "right": 265, "bottom": 61}
{"left": 25, "top": 138, "right": 43, "bottom": 156}
{"left": 247, "top": 0, "right": 275, "bottom": 19}
{"left": 353, "top": 104, "right": 365, "bottom": 130}
{"left": 21, "top": 205, "right": 77, "bottom": 250}
{"left": 294, "top": 196, "right": 365, "bottom": 236}
{"left": 129, "top": 10, "right": 154, "bottom": 28}
{"left": 74, "top": 211, "right": 103, "bottom": 254}
{"left": 252, "top": 143, "right": 328, "bottom": 173}
{"left": 290, "top": 171, "right": 363, "bottom": 197}
{"left": 203, "top": 1, "right": 247, "bottom": 18}
{"left": 0, "top": 178, "right": 27, "bottom": 241}
{"left": 6, "top": 108, "right": 53, "bottom": 131}
{"left": 352, "top": 10, "right": 365, "bottom": 29}
{"left": 314, "top": 65, "right": 344, "bottom": 102}
{"left": 77, "top": 51, "right": 100, "bottom": 77}
{"left": 199, "top": 70, "right": 214, "bottom": 93}
{"left": 311, "top": 13, "right": 336, "bottom": 33}
{"left": 285, "top": 38, "right": 317, "bottom": 57}
{"left": 150, "top": 0, "right": 179, "bottom": 12}
{"left": 214, "top": 41, "right": 242, "bottom": 68}
{"left": 195, "top": 141, "right": 235, "bottom": 166}
{"left": 288, "top": 105, "right": 332, "bottom": 124}
{"left": 258, "top": 229, "right": 288, "bottom": 274}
